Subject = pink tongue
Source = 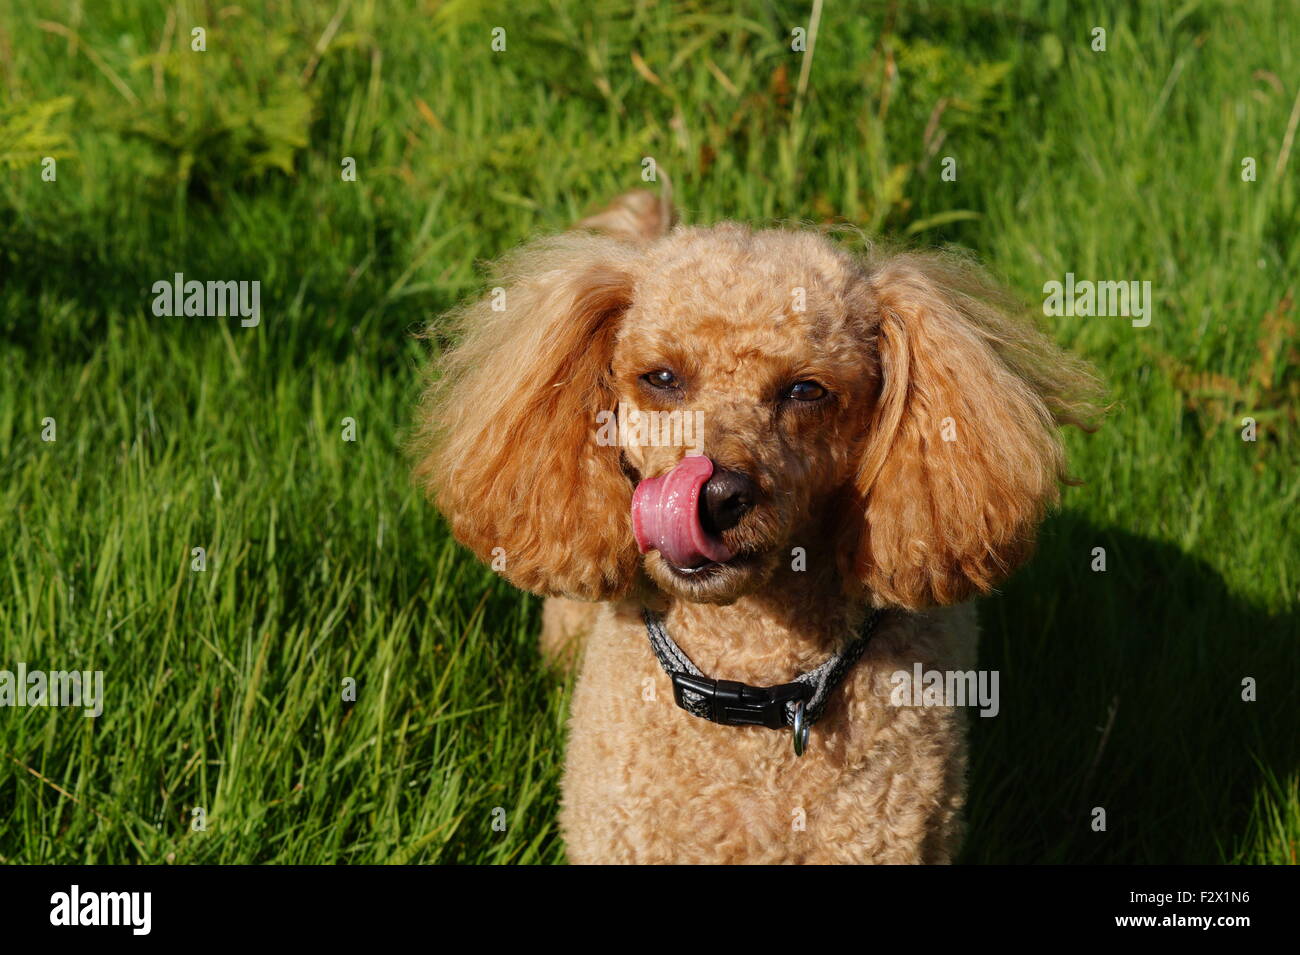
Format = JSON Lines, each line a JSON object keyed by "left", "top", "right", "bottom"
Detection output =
{"left": 631, "top": 455, "right": 735, "bottom": 568}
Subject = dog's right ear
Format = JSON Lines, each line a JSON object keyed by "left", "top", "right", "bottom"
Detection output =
{"left": 413, "top": 233, "right": 640, "bottom": 600}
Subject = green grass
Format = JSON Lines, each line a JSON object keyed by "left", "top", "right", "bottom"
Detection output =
{"left": 1, "top": 0, "right": 1296, "bottom": 864}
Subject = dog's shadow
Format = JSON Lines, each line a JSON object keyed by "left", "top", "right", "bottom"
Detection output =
{"left": 962, "top": 511, "right": 1298, "bottom": 863}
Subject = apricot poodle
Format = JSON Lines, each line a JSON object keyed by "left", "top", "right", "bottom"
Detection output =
{"left": 414, "top": 191, "right": 1102, "bottom": 864}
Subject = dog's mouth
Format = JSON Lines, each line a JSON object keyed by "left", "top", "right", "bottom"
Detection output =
{"left": 631, "top": 454, "right": 735, "bottom": 568}
{"left": 660, "top": 549, "right": 761, "bottom": 579}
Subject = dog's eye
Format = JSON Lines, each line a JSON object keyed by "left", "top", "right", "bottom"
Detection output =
{"left": 785, "top": 380, "right": 828, "bottom": 402}
{"left": 642, "top": 369, "right": 680, "bottom": 390}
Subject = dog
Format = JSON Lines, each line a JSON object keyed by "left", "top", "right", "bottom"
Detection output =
{"left": 414, "top": 191, "right": 1103, "bottom": 863}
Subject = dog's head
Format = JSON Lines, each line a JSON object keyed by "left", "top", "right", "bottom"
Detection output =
{"left": 415, "top": 203, "right": 1103, "bottom": 609}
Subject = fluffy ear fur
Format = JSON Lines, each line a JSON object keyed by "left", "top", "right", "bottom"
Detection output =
{"left": 413, "top": 233, "right": 642, "bottom": 600}
{"left": 845, "top": 252, "right": 1104, "bottom": 609}
{"left": 577, "top": 187, "right": 676, "bottom": 241}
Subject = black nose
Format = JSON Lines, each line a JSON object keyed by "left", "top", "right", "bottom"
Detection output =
{"left": 700, "top": 467, "right": 756, "bottom": 534}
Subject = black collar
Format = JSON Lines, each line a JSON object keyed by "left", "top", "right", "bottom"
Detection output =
{"left": 642, "top": 608, "right": 881, "bottom": 756}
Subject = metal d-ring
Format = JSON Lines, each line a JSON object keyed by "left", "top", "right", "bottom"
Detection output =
{"left": 791, "top": 700, "right": 810, "bottom": 757}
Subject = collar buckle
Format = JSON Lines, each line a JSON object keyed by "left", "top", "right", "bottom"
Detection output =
{"left": 670, "top": 673, "right": 812, "bottom": 729}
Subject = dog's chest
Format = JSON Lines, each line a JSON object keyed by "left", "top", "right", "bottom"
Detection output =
{"left": 559, "top": 603, "right": 976, "bottom": 863}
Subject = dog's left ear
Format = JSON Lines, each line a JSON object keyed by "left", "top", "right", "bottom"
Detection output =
{"left": 842, "top": 253, "right": 1103, "bottom": 609}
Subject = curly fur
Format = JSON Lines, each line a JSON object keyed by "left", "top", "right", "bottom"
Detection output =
{"left": 413, "top": 191, "right": 1104, "bottom": 864}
